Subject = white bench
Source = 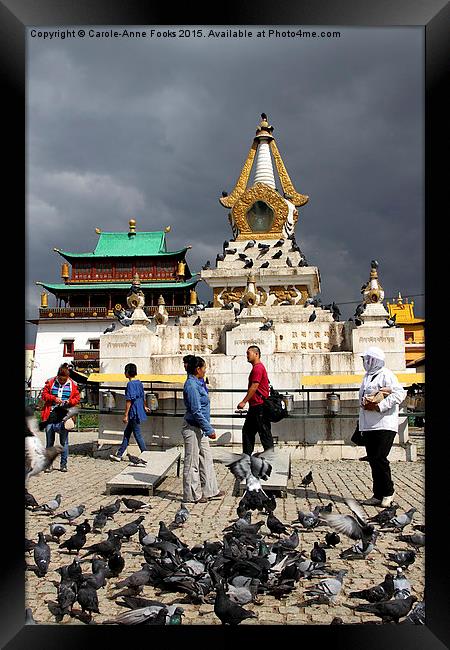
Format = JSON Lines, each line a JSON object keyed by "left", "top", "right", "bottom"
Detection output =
{"left": 106, "top": 448, "right": 181, "bottom": 496}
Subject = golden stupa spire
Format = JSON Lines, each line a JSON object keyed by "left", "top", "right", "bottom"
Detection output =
{"left": 219, "top": 114, "right": 308, "bottom": 209}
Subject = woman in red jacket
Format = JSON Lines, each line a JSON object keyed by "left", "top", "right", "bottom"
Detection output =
{"left": 41, "top": 364, "right": 80, "bottom": 472}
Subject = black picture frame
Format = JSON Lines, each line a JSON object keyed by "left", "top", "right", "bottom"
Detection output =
{"left": 3, "top": 0, "right": 447, "bottom": 647}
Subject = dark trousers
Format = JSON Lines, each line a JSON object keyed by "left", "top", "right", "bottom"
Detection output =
{"left": 242, "top": 404, "right": 274, "bottom": 455}
{"left": 363, "top": 429, "right": 396, "bottom": 499}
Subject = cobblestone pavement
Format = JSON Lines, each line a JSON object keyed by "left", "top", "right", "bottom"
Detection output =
{"left": 25, "top": 443, "right": 425, "bottom": 626}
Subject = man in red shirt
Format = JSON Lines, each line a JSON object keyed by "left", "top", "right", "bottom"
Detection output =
{"left": 237, "top": 346, "right": 273, "bottom": 455}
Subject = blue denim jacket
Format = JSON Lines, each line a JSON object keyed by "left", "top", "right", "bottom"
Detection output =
{"left": 183, "top": 374, "right": 214, "bottom": 435}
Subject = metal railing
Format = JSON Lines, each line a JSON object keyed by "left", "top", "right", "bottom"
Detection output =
{"left": 39, "top": 307, "right": 109, "bottom": 318}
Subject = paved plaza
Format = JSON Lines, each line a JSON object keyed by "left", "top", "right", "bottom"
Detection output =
{"left": 25, "top": 436, "right": 425, "bottom": 625}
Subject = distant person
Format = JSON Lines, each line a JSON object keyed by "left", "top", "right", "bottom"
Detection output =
{"left": 182, "top": 356, "right": 223, "bottom": 503}
{"left": 41, "top": 364, "right": 80, "bottom": 472}
{"left": 110, "top": 363, "right": 150, "bottom": 461}
{"left": 358, "top": 347, "right": 407, "bottom": 507}
{"left": 237, "top": 346, "right": 273, "bottom": 455}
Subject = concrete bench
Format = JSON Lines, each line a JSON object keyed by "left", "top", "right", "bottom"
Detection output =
{"left": 106, "top": 448, "right": 181, "bottom": 496}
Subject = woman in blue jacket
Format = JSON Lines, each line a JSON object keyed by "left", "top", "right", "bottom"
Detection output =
{"left": 182, "top": 356, "right": 223, "bottom": 503}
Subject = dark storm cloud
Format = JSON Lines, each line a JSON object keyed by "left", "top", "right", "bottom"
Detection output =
{"left": 26, "top": 26, "right": 424, "bottom": 340}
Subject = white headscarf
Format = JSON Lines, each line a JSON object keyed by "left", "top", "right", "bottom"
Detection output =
{"left": 361, "top": 346, "right": 385, "bottom": 376}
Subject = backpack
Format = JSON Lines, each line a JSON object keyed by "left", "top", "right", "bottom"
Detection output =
{"left": 263, "top": 385, "right": 288, "bottom": 423}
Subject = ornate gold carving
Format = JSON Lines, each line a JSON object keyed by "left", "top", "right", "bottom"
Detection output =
{"left": 270, "top": 140, "right": 309, "bottom": 207}
{"left": 259, "top": 288, "right": 268, "bottom": 306}
{"left": 269, "top": 285, "right": 298, "bottom": 305}
{"left": 219, "top": 142, "right": 258, "bottom": 208}
{"left": 232, "top": 184, "right": 288, "bottom": 240}
{"left": 220, "top": 288, "right": 244, "bottom": 305}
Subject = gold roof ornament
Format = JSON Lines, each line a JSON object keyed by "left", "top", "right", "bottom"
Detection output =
{"left": 219, "top": 114, "right": 309, "bottom": 240}
{"left": 362, "top": 260, "right": 385, "bottom": 304}
{"left": 128, "top": 218, "right": 137, "bottom": 235}
{"left": 164, "top": 225, "right": 171, "bottom": 233}
{"left": 95, "top": 227, "right": 102, "bottom": 234}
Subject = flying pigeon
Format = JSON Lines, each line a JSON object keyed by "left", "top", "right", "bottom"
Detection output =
{"left": 25, "top": 410, "right": 63, "bottom": 480}
{"left": 320, "top": 498, "right": 376, "bottom": 548}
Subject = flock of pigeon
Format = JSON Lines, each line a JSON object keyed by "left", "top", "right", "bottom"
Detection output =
{"left": 25, "top": 447, "right": 424, "bottom": 626}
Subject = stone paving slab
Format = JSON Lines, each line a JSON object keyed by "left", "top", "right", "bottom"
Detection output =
{"left": 105, "top": 449, "right": 181, "bottom": 496}
{"left": 25, "top": 446, "right": 425, "bottom": 626}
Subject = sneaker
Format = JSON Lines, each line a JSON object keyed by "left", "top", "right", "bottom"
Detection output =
{"left": 361, "top": 496, "right": 382, "bottom": 506}
{"left": 60, "top": 466, "right": 68, "bottom": 473}
{"left": 380, "top": 494, "right": 395, "bottom": 508}
{"left": 109, "top": 454, "right": 122, "bottom": 462}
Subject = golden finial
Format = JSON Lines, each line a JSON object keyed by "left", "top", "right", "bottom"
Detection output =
{"left": 95, "top": 227, "right": 102, "bottom": 234}
{"left": 129, "top": 218, "right": 136, "bottom": 231}
{"left": 164, "top": 225, "right": 171, "bottom": 233}
{"left": 255, "top": 112, "right": 274, "bottom": 140}
{"left": 397, "top": 292, "right": 403, "bottom": 305}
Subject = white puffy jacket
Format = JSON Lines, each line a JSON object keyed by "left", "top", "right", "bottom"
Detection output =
{"left": 358, "top": 367, "right": 407, "bottom": 433}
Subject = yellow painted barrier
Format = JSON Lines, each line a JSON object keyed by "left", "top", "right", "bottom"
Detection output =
{"left": 86, "top": 373, "right": 186, "bottom": 384}
{"left": 300, "top": 372, "right": 425, "bottom": 386}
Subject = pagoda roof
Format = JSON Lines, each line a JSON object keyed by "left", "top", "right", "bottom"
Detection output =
{"left": 36, "top": 276, "right": 200, "bottom": 293}
{"left": 55, "top": 231, "right": 189, "bottom": 260}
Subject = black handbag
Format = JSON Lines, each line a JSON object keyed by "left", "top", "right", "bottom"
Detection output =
{"left": 351, "top": 424, "right": 365, "bottom": 446}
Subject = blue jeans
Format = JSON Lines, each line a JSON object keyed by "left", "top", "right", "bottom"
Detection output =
{"left": 46, "top": 422, "right": 69, "bottom": 467}
{"left": 117, "top": 419, "right": 147, "bottom": 457}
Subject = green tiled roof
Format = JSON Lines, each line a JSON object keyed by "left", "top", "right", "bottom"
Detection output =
{"left": 55, "top": 231, "right": 189, "bottom": 259}
{"left": 37, "top": 277, "right": 200, "bottom": 293}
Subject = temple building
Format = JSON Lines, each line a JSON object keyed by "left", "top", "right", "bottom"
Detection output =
{"left": 387, "top": 293, "right": 425, "bottom": 370}
{"left": 29, "top": 220, "right": 199, "bottom": 387}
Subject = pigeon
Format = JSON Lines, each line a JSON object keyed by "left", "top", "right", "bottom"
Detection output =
{"left": 174, "top": 504, "right": 190, "bottom": 526}
{"left": 258, "top": 242, "right": 270, "bottom": 250}
{"left": 413, "top": 524, "right": 425, "bottom": 533}
{"left": 259, "top": 319, "right": 273, "bottom": 331}
{"left": 158, "top": 521, "right": 187, "bottom": 548}
{"left": 111, "top": 516, "right": 146, "bottom": 541}
{"left": 102, "top": 605, "right": 170, "bottom": 625}
{"left": 325, "top": 532, "right": 340, "bottom": 548}
{"left": 310, "top": 542, "right": 326, "bottom": 564}
{"left": 103, "top": 323, "right": 116, "bottom": 334}
{"left": 243, "top": 259, "right": 254, "bottom": 268}
{"left": 368, "top": 504, "right": 398, "bottom": 526}
{"left": 57, "top": 581, "right": 77, "bottom": 615}
{"left": 82, "top": 531, "right": 122, "bottom": 559}
{"left": 393, "top": 568, "right": 412, "bottom": 599}
{"left": 33, "top": 532, "right": 51, "bottom": 577}
{"left": 371, "top": 260, "right": 379, "bottom": 269}
{"left": 349, "top": 573, "right": 395, "bottom": 603}
{"left": 400, "top": 600, "right": 425, "bottom": 625}
{"left": 339, "top": 531, "right": 379, "bottom": 560}
{"left": 25, "top": 411, "right": 63, "bottom": 480}
{"left": 260, "top": 261, "right": 269, "bottom": 268}
{"left": 25, "top": 608, "right": 37, "bottom": 625}
{"left": 25, "top": 490, "right": 39, "bottom": 509}
{"left": 34, "top": 494, "right": 62, "bottom": 514}
{"left": 300, "top": 471, "right": 313, "bottom": 487}
{"left": 275, "top": 529, "right": 300, "bottom": 551}
{"left": 174, "top": 316, "right": 181, "bottom": 326}
{"left": 238, "top": 253, "right": 248, "bottom": 261}
{"left": 49, "top": 523, "right": 66, "bottom": 542}
{"left": 114, "top": 563, "right": 152, "bottom": 592}
{"left": 385, "top": 314, "right": 397, "bottom": 328}
{"left": 216, "top": 253, "right": 225, "bottom": 264}
{"left": 25, "top": 537, "right": 36, "bottom": 554}
{"left": 222, "top": 302, "right": 234, "bottom": 310}
{"left": 225, "top": 248, "right": 237, "bottom": 255}
{"left": 121, "top": 497, "right": 151, "bottom": 512}
{"left": 293, "top": 509, "right": 320, "bottom": 530}
{"left": 321, "top": 498, "right": 375, "bottom": 546}
{"left": 272, "top": 250, "right": 282, "bottom": 259}
{"left": 193, "top": 316, "right": 201, "bottom": 326}
{"left": 58, "top": 526, "right": 87, "bottom": 555}
{"left": 202, "top": 260, "right": 211, "bottom": 270}
{"left": 223, "top": 240, "right": 229, "bottom": 252}
{"left": 93, "top": 511, "right": 108, "bottom": 533}
{"left": 76, "top": 581, "right": 100, "bottom": 617}
{"left": 107, "top": 552, "right": 125, "bottom": 577}
{"left": 126, "top": 454, "right": 147, "bottom": 466}
{"left": 301, "top": 570, "right": 347, "bottom": 605}
{"left": 116, "top": 310, "right": 133, "bottom": 327}
{"left": 316, "top": 502, "right": 333, "bottom": 514}
{"left": 397, "top": 532, "right": 425, "bottom": 548}
{"left": 214, "top": 580, "right": 257, "bottom": 625}
{"left": 77, "top": 519, "right": 91, "bottom": 535}
{"left": 286, "top": 257, "right": 293, "bottom": 267}
{"left": 222, "top": 191, "right": 228, "bottom": 197}
{"left": 387, "top": 550, "right": 416, "bottom": 569}
{"left": 308, "top": 310, "right": 317, "bottom": 322}
{"left": 56, "top": 504, "right": 86, "bottom": 523}
{"left": 267, "top": 512, "right": 290, "bottom": 536}
{"left": 92, "top": 499, "right": 121, "bottom": 519}
{"left": 138, "top": 525, "right": 157, "bottom": 548}
{"left": 382, "top": 508, "right": 417, "bottom": 531}
{"left": 350, "top": 595, "right": 417, "bottom": 624}
{"left": 244, "top": 240, "right": 256, "bottom": 251}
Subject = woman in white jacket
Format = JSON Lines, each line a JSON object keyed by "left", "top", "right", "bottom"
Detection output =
{"left": 358, "top": 346, "right": 407, "bottom": 507}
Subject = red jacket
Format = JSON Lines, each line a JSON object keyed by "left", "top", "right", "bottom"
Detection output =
{"left": 41, "top": 377, "right": 80, "bottom": 422}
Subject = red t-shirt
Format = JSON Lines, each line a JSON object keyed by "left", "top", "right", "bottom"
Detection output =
{"left": 248, "top": 362, "right": 270, "bottom": 406}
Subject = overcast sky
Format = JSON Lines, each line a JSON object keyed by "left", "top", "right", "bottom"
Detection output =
{"left": 26, "top": 26, "right": 424, "bottom": 343}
